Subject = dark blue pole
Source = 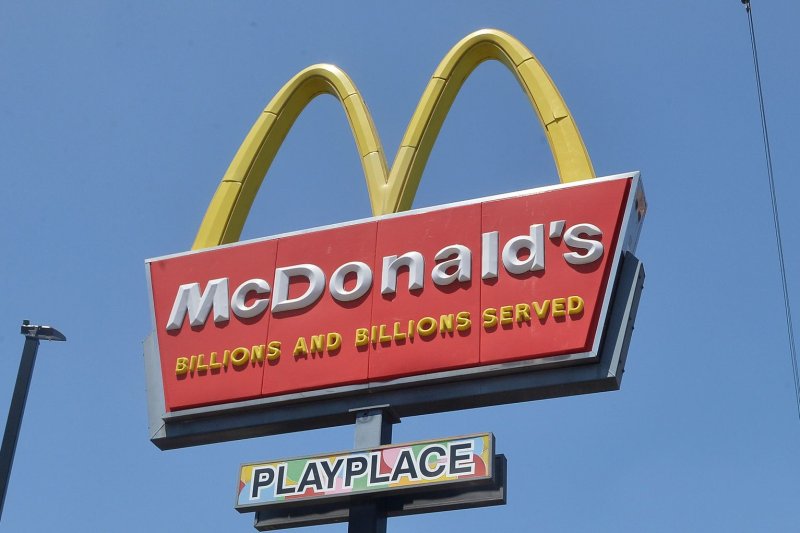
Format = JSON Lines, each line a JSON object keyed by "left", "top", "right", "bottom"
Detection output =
{"left": 0, "top": 321, "right": 65, "bottom": 522}
{"left": 0, "top": 334, "right": 40, "bottom": 521}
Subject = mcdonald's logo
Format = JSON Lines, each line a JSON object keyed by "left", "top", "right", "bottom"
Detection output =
{"left": 145, "top": 29, "right": 645, "bottom": 437}
{"left": 192, "top": 29, "right": 595, "bottom": 250}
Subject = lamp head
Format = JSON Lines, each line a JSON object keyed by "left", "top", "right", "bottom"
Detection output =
{"left": 20, "top": 320, "right": 67, "bottom": 342}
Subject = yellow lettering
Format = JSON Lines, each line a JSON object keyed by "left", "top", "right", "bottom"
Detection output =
{"left": 568, "top": 296, "right": 584, "bottom": 316}
{"left": 267, "top": 341, "right": 281, "bottom": 361}
{"left": 310, "top": 334, "right": 325, "bottom": 354}
{"left": 293, "top": 337, "right": 308, "bottom": 358}
{"left": 196, "top": 354, "right": 209, "bottom": 372}
{"left": 250, "top": 344, "right": 266, "bottom": 364}
{"left": 407, "top": 319, "right": 416, "bottom": 339}
{"left": 370, "top": 325, "right": 378, "bottom": 344}
{"left": 417, "top": 316, "right": 437, "bottom": 337}
{"left": 189, "top": 355, "right": 198, "bottom": 372}
{"left": 499, "top": 305, "right": 513, "bottom": 325}
{"left": 231, "top": 347, "right": 250, "bottom": 366}
{"left": 378, "top": 324, "right": 392, "bottom": 343}
{"left": 327, "top": 333, "right": 342, "bottom": 351}
{"left": 209, "top": 351, "right": 222, "bottom": 370}
{"left": 355, "top": 328, "right": 369, "bottom": 347}
{"left": 552, "top": 298, "right": 566, "bottom": 317}
{"left": 439, "top": 314, "right": 454, "bottom": 334}
{"left": 392, "top": 321, "right": 406, "bottom": 341}
{"left": 456, "top": 311, "right": 471, "bottom": 332}
{"left": 532, "top": 300, "right": 550, "bottom": 320}
{"left": 515, "top": 303, "right": 531, "bottom": 323}
{"left": 175, "top": 357, "right": 189, "bottom": 376}
{"left": 483, "top": 308, "right": 498, "bottom": 328}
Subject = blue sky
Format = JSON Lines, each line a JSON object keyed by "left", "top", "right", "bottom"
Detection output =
{"left": 1, "top": 1, "right": 799, "bottom": 531}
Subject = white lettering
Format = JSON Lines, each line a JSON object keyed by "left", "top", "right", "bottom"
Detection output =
{"left": 272, "top": 264, "right": 325, "bottom": 313}
{"left": 231, "top": 278, "right": 271, "bottom": 319}
{"left": 329, "top": 261, "right": 372, "bottom": 302}
{"left": 381, "top": 252, "right": 424, "bottom": 295}
{"left": 162, "top": 219, "right": 607, "bottom": 330}
{"left": 502, "top": 224, "right": 545, "bottom": 274}
{"left": 563, "top": 223, "right": 604, "bottom": 265}
{"left": 166, "top": 278, "right": 229, "bottom": 331}
{"left": 481, "top": 231, "right": 498, "bottom": 280}
{"left": 432, "top": 245, "right": 471, "bottom": 286}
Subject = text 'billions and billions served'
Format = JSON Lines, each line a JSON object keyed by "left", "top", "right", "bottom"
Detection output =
{"left": 174, "top": 295, "right": 586, "bottom": 377}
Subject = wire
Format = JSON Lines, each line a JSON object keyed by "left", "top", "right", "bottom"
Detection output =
{"left": 742, "top": 0, "right": 800, "bottom": 421}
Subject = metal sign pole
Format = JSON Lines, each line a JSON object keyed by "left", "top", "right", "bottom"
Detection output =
{"left": 348, "top": 405, "right": 398, "bottom": 533}
{"left": 0, "top": 321, "right": 65, "bottom": 521}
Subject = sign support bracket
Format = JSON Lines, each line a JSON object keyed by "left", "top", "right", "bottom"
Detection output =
{"left": 347, "top": 405, "right": 399, "bottom": 533}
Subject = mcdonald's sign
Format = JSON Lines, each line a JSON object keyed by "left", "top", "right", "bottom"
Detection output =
{"left": 144, "top": 29, "right": 646, "bottom": 449}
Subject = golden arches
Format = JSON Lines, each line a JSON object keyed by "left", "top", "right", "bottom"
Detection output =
{"left": 192, "top": 29, "right": 595, "bottom": 250}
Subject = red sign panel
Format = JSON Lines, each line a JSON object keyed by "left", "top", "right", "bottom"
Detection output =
{"left": 147, "top": 175, "right": 637, "bottom": 412}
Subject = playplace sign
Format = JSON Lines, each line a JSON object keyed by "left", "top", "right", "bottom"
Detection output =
{"left": 236, "top": 434, "right": 493, "bottom": 511}
{"left": 146, "top": 173, "right": 643, "bottom": 413}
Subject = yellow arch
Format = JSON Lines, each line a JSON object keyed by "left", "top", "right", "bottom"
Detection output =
{"left": 193, "top": 28, "right": 595, "bottom": 250}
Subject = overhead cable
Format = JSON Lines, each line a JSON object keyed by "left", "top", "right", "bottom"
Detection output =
{"left": 741, "top": 0, "right": 800, "bottom": 421}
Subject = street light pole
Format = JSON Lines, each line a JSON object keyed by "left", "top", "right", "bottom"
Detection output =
{"left": 0, "top": 321, "right": 66, "bottom": 521}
